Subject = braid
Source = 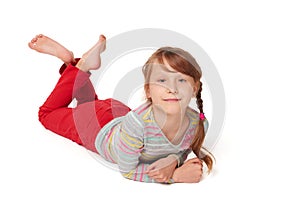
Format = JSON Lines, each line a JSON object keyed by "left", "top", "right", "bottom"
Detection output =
{"left": 142, "top": 46, "right": 215, "bottom": 173}
{"left": 191, "top": 80, "right": 214, "bottom": 173}
{"left": 196, "top": 81, "right": 204, "bottom": 113}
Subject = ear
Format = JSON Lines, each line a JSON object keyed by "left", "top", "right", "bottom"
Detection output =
{"left": 193, "top": 81, "right": 200, "bottom": 97}
{"left": 144, "top": 84, "right": 151, "bottom": 98}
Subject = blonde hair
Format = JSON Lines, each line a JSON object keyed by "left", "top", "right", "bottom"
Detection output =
{"left": 142, "top": 47, "right": 214, "bottom": 172}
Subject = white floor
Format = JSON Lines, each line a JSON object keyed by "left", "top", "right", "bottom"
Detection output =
{"left": 1, "top": 1, "right": 300, "bottom": 199}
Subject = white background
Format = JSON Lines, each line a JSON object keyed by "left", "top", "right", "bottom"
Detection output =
{"left": 1, "top": 0, "right": 299, "bottom": 199}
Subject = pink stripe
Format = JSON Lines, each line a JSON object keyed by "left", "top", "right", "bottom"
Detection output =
{"left": 144, "top": 131, "right": 161, "bottom": 136}
{"left": 102, "top": 141, "right": 114, "bottom": 162}
{"left": 135, "top": 104, "right": 150, "bottom": 115}
{"left": 144, "top": 126, "right": 160, "bottom": 130}
{"left": 133, "top": 103, "right": 145, "bottom": 112}
{"left": 188, "top": 128, "right": 195, "bottom": 133}
{"left": 104, "top": 148, "right": 114, "bottom": 162}
{"left": 105, "top": 129, "right": 114, "bottom": 143}
{"left": 101, "top": 130, "right": 115, "bottom": 162}
{"left": 185, "top": 134, "right": 193, "bottom": 140}
{"left": 134, "top": 168, "right": 138, "bottom": 180}
{"left": 140, "top": 163, "right": 144, "bottom": 182}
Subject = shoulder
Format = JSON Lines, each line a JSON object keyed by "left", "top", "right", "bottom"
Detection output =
{"left": 120, "top": 102, "right": 151, "bottom": 135}
{"left": 131, "top": 101, "right": 152, "bottom": 122}
{"left": 186, "top": 107, "right": 200, "bottom": 124}
{"left": 186, "top": 107, "right": 209, "bottom": 133}
{"left": 132, "top": 101, "right": 151, "bottom": 115}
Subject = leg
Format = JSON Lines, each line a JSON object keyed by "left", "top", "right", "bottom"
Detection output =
{"left": 69, "top": 34, "right": 106, "bottom": 104}
{"left": 60, "top": 58, "right": 99, "bottom": 105}
{"left": 36, "top": 34, "right": 111, "bottom": 152}
{"left": 59, "top": 34, "right": 106, "bottom": 104}
{"left": 39, "top": 66, "right": 130, "bottom": 152}
{"left": 38, "top": 66, "right": 91, "bottom": 147}
{"left": 75, "top": 35, "right": 106, "bottom": 72}
{"left": 28, "top": 34, "right": 100, "bottom": 104}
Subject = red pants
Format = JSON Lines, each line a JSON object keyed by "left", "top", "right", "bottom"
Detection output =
{"left": 38, "top": 62, "right": 131, "bottom": 153}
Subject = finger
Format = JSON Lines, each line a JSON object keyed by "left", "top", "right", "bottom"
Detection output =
{"left": 146, "top": 164, "right": 157, "bottom": 173}
{"left": 193, "top": 157, "right": 203, "bottom": 163}
{"left": 189, "top": 157, "right": 201, "bottom": 162}
{"left": 152, "top": 176, "right": 170, "bottom": 183}
{"left": 149, "top": 172, "right": 169, "bottom": 179}
{"left": 194, "top": 160, "right": 203, "bottom": 167}
{"left": 148, "top": 173, "right": 161, "bottom": 180}
{"left": 147, "top": 169, "right": 160, "bottom": 177}
{"left": 197, "top": 164, "right": 204, "bottom": 174}
{"left": 186, "top": 157, "right": 202, "bottom": 164}
{"left": 194, "top": 158, "right": 203, "bottom": 165}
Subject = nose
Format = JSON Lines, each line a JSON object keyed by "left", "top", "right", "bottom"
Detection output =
{"left": 166, "top": 81, "right": 178, "bottom": 94}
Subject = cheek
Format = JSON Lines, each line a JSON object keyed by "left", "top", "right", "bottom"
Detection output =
{"left": 183, "top": 90, "right": 194, "bottom": 100}
{"left": 180, "top": 84, "right": 194, "bottom": 96}
{"left": 147, "top": 84, "right": 162, "bottom": 98}
{"left": 151, "top": 83, "right": 166, "bottom": 90}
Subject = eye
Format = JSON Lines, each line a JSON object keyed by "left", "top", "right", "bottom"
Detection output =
{"left": 178, "top": 78, "right": 187, "bottom": 83}
{"left": 157, "top": 79, "right": 166, "bottom": 83}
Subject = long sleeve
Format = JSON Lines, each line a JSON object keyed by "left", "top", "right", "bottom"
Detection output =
{"left": 95, "top": 104, "right": 204, "bottom": 183}
{"left": 114, "top": 111, "right": 155, "bottom": 182}
{"left": 175, "top": 149, "right": 192, "bottom": 167}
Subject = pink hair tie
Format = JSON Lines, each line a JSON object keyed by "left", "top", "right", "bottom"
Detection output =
{"left": 199, "top": 113, "right": 205, "bottom": 120}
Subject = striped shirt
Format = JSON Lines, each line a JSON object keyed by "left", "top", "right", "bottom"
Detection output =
{"left": 95, "top": 102, "right": 208, "bottom": 182}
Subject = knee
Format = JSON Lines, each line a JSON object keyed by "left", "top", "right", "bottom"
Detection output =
{"left": 38, "top": 106, "right": 49, "bottom": 125}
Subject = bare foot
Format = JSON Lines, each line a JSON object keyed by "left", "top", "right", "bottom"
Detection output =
{"left": 76, "top": 35, "right": 106, "bottom": 72}
{"left": 28, "top": 34, "right": 75, "bottom": 64}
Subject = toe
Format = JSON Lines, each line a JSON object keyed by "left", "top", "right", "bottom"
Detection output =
{"left": 99, "top": 34, "right": 106, "bottom": 41}
{"left": 28, "top": 42, "right": 36, "bottom": 49}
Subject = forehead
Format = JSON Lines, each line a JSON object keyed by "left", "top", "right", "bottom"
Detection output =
{"left": 150, "top": 60, "right": 179, "bottom": 75}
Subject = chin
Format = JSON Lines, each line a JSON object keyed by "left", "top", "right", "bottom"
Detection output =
{"left": 162, "top": 105, "right": 185, "bottom": 116}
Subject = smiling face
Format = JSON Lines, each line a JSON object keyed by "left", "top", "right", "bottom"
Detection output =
{"left": 141, "top": 47, "right": 211, "bottom": 168}
{"left": 145, "top": 59, "right": 199, "bottom": 115}
{"left": 143, "top": 47, "right": 202, "bottom": 116}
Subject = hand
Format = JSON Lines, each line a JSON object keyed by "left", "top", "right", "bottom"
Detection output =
{"left": 146, "top": 155, "right": 178, "bottom": 183}
{"left": 172, "top": 157, "right": 203, "bottom": 183}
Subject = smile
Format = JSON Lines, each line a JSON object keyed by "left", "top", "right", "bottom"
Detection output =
{"left": 163, "top": 98, "right": 181, "bottom": 102}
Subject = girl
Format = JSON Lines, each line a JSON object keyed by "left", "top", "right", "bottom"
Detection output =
{"left": 29, "top": 34, "right": 214, "bottom": 183}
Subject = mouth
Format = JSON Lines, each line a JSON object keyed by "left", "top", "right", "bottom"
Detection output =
{"left": 163, "top": 98, "right": 181, "bottom": 102}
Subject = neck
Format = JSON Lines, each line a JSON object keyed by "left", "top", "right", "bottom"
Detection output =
{"left": 152, "top": 106, "right": 187, "bottom": 133}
